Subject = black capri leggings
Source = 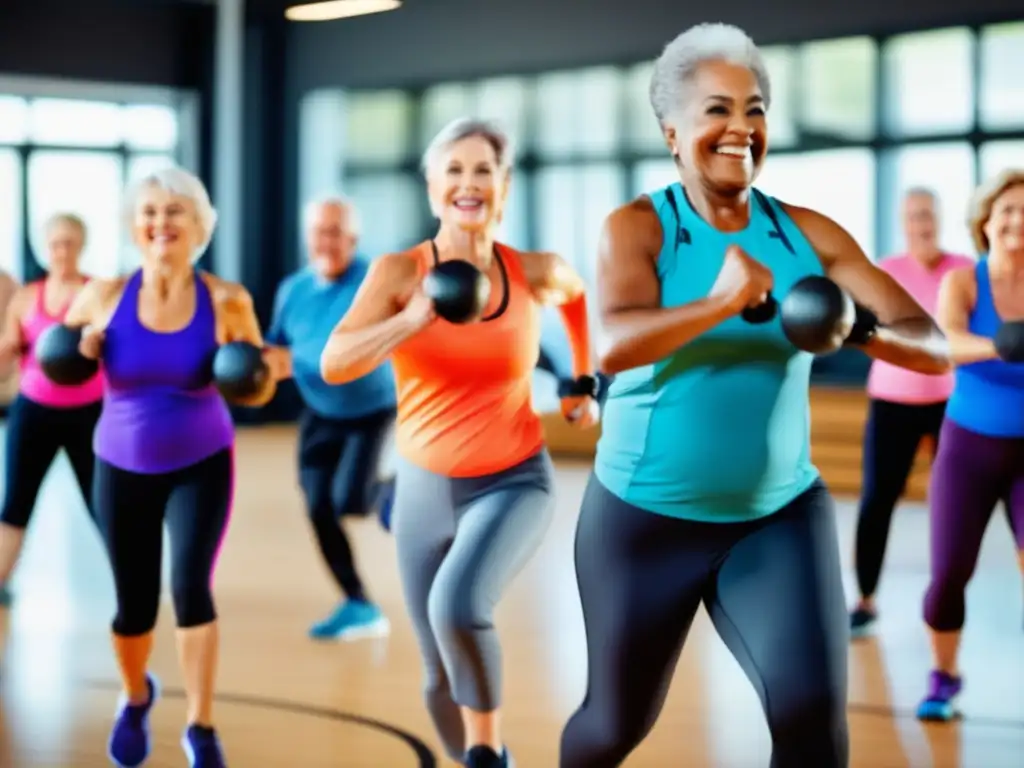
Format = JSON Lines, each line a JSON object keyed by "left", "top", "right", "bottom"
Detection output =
{"left": 1, "top": 394, "right": 101, "bottom": 529}
{"left": 855, "top": 398, "right": 945, "bottom": 598}
{"left": 560, "top": 476, "right": 849, "bottom": 768}
{"left": 94, "top": 448, "right": 234, "bottom": 636}
{"left": 298, "top": 407, "right": 394, "bottom": 601}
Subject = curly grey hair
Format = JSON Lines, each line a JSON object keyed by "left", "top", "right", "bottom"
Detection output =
{"left": 124, "top": 165, "right": 218, "bottom": 261}
{"left": 421, "top": 117, "right": 514, "bottom": 176}
{"left": 649, "top": 22, "right": 771, "bottom": 126}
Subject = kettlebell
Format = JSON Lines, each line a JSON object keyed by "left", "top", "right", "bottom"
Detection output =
{"left": 423, "top": 260, "right": 491, "bottom": 324}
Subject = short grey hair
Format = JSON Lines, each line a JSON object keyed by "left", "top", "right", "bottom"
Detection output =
{"left": 649, "top": 22, "right": 771, "bottom": 126}
{"left": 904, "top": 186, "right": 937, "bottom": 202}
{"left": 43, "top": 212, "right": 88, "bottom": 243}
{"left": 124, "top": 165, "right": 218, "bottom": 261}
{"left": 420, "top": 117, "right": 514, "bottom": 176}
{"left": 303, "top": 195, "right": 361, "bottom": 237}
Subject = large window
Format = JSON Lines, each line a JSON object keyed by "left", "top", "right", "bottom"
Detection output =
{"left": 979, "top": 141, "right": 1024, "bottom": 181}
{"left": 343, "top": 173, "right": 422, "bottom": 258}
{"left": 978, "top": 22, "right": 1024, "bottom": 131}
{"left": 633, "top": 159, "right": 678, "bottom": 198}
{"left": 536, "top": 164, "right": 623, "bottom": 285}
{"left": 303, "top": 20, "right": 1024, "bottom": 390}
{"left": 497, "top": 167, "right": 529, "bottom": 249}
{"left": 0, "top": 97, "right": 29, "bottom": 145}
{"left": 536, "top": 67, "right": 621, "bottom": 158}
{"left": 757, "top": 149, "right": 876, "bottom": 256}
{"left": 0, "top": 150, "right": 22, "bottom": 281}
{"left": 344, "top": 90, "right": 413, "bottom": 166}
{"left": 760, "top": 47, "right": 798, "bottom": 149}
{"left": 882, "top": 28, "right": 974, "bottom": 137}
{"left": 0, "top": 85, "right": 195, "bottom": 281}
{"left": 28, "top": 152, "right": 124, "bottom": 278}
{"left": 798, "top": 37, "right": 877, "bottom": 141}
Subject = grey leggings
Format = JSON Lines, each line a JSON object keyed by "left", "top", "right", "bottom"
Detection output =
{"left": 560, "top": 476, "right": 849, "bottom": 768}
{"left": 393, "top": 450, "right": 555, "bottom": 761}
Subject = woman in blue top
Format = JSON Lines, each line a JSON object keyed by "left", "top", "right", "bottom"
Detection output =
{"left": 920, "top": 169, "right": 1024, "bottom": 722}
{"left": 558, "top": 23, "right": 950, "bottom": 768}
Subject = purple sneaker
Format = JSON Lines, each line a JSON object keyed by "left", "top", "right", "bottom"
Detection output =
{"left": 916, "top": 669, "right": 962, "bottom": 721}
{"left": 182, "top": 724, "right": 227, "bottom": 767}
{"left": 107, "top": 674, "right": 159, "bottom": 767}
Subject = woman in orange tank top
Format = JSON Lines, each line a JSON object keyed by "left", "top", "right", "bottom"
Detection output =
{"left": 322, "top": 117, "right": 598, "bottom": 768}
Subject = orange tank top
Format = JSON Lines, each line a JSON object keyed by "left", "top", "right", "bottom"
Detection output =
{"left": 392, "top": 241, "right": 544, "bottom": 478}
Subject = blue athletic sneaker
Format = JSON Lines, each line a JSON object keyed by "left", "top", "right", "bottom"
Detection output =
{"left": 107, "top": 674, "right": 159, "bottom": 767}
{"left": 916, "top": 670, "right": 962, "bottom": 721}
{"left": 308, "top": 599, "right": 390, "bottom": 641}
{"left": 182, "top": 724, "right": 227, "bottom": 767}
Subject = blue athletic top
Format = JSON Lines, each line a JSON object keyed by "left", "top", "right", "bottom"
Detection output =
{"left": 595, "top": 183, "right": 825, "bottom": 523}
{"left": 267, "top": 259, "right": 396, "bottom": 420}
{"left": 945, "top": 259, "right": 1024, "bottom": 438}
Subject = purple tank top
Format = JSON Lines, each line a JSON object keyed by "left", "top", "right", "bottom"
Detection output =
{"left": 93, "top": 269, "right": 234, "bottom": 474}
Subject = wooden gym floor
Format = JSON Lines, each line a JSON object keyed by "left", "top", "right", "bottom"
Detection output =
{"left": 0, "top": 424, "right": 1021, "bottom": 767}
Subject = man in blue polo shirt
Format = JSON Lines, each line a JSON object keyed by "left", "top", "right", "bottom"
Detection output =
{"left": 265, "top": 196, "right": 395, "bottom": 641}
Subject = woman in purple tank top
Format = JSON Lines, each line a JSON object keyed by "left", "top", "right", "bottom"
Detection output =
{"left": 64, "top": 166, "right": 277, "bottom": 768}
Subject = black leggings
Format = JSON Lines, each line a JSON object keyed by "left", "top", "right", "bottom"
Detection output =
{"left": 560, "top": 477, "right": 849, "bottom": 768}
{"left": 1, "top": 394, "right": 100, "bottom": 529}
{"left": 95, "top": 448, "right": 233, "bottom": 636}
{"left": 855, "top": 398, "right": 945, "bottom": 598}
{"left": 298, "top": 407, "right": 394, "bottom": 601}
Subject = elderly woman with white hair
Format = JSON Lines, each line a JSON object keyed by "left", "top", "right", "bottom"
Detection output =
{"left": 558, "top": 23, "right": 949, "bottom": 768}
{"left": 321, "top": 117, "right": 598, "bottom": 768}
{"left": 64, "top": 166, "right": 275, "bottom": 768}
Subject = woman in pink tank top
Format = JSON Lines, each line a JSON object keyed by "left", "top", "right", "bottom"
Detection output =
{"left": 0, "top": 213, "right": 104, "bottom": 605}
{"left": 850, "top": 189, "right": 973, "bottom": 637}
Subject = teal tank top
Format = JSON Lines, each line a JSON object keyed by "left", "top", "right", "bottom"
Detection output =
{"left": 594, "top": 183, "right": 824, "bottom": 522}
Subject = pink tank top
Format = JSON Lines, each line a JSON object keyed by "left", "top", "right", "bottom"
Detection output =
{"left": 19, "top": 280, "right": 105, "bottom": 408}
{"left": 866, "top": 252, "right": 974, "bottom": 405}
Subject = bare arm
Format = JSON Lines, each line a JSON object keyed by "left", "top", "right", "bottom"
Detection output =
{"left": 0, "top": 286, "right": 28, "bottom": 369}
{"left": 320, "top": 252, "right": 431, "bottom": 385}
{"left": 596, "top": 199, "right": 733, "bottom": 375}
{"left": 64, "top": 279, "right": 124, "bottom": 330}
{"left": 783, "top": 203, "right": 951, "bottom": 375}
{"left": 520, "top": 250, "right": 594, "bottom": 377}
{"left": 204, "top": 275, "right": 276, "bottom": 407}
{"left": 936, "top": 267, "right": 997, "bottom": 365}
{"left": 208, "top": 281, "right": 265, "bottom": 347}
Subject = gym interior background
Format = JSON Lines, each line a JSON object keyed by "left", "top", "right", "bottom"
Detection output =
{"left": 1, "top": 0, "right": 1023, "bottom": 420}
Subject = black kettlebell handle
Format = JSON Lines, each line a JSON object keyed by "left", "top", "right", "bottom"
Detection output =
{"left": 557, "top": 374, "right": 600, "bottom": 399}
{"left": 741, "top": 294, "right": 778, "bottom": 324}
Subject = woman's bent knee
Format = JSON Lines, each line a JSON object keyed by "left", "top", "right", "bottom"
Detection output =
{"left": 923, "top": 579, "right": 966, "bottom": 631}
{"left": 173, "top": 585, "right": 217, "bottom": 628}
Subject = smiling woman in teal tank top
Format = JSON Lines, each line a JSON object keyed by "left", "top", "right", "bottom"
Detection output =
{"left": 559, "top": 22, "right": 951, "bottom": 768}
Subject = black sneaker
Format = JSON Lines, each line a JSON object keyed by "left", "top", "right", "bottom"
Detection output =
{"left": 464, "top": 746, "right": 509, "bottom": 768}
{"left": 850, "top": 606, "right": 877, "bottom": 638}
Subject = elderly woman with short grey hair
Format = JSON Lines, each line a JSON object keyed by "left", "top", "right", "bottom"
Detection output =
{"left": 64, "top": 165, "right": 278, "bottom": 768}
{"left": 321, "top": 116, "right": 599, "bottom": 768}
{"left": 558, "top": 22, "right": 949, "bottom": 768}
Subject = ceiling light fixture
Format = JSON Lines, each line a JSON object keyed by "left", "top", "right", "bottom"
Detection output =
{"left": 285, "top": 0, "right": 402, "bottom": 22}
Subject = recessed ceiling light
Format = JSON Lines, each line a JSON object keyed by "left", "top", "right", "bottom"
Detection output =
{"left": 285, "top": 0, "right": 402, "bottom": 22}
